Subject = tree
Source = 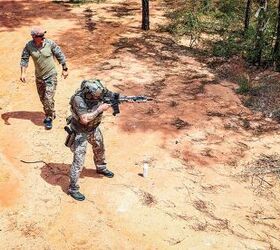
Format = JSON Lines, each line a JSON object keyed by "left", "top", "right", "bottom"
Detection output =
{"left": 274, "top": 0, "right": 280, "bottom": 70}
{"left": 142, "top": 0, "right": 149, "bottom": 30}
{"left": 254, "top": 0, "right": 268, "bottom": 65}
{"left": 244, "top": 0, "right": 252, "bottom": 33}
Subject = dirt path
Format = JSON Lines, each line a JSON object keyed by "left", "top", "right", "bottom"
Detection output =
{"left": 0, "top": 0, "right": 280, "bottom": 249}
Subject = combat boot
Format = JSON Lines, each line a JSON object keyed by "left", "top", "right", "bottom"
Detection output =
{"left": 68, "top": 191, "right": 85, "bottom": 201}
{"left": 96, "top": 168, "right": 114, "bottom": 178}
{"left": 43, "top": 118, "right": 52, "bottom": 130}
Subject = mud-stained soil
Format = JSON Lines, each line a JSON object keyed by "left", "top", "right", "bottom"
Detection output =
{"left": 0, "top": 0, "right": 280, "bottom": 249}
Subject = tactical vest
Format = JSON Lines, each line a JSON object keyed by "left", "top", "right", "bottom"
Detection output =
{"left": 70, "top": 90, "right": 103, "bottom": 133}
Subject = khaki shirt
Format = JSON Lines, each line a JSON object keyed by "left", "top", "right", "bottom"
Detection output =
{"left": 20, "top": 39, "right": 66, "bottom": 79}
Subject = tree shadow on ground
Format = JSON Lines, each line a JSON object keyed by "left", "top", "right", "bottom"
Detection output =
{"left": 112, "top": 32, "right": 206, "bottom": 66}
{"left": 57, "top": 21, "right": 124, "bottom": 66}
{"left": 40, "top": 162, "right": 102, "bottom": 193}
{"left": 0, "top": 1, "right": 74, "bottom": 32}
{"left": 1, "top": 111, "right": 45, "bottom": 126}
{"left": 110, "top": 32, "right": 215, "bottom": 134}
{"left": 103, "top": 2, "right": 139, "bottom": 17}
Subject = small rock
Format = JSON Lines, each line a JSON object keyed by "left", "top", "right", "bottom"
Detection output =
{"left": 101, "top": 64, "right": 113, "bottom": 70}
{"left": 189, "top": 131, "right": 207, "bottom": 141}
{"left": 170, "top": 118, "right": 190, "bottom": 129}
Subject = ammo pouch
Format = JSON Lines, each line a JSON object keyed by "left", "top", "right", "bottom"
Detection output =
{"left": 64, "top": 125, "right": 76, "bottom": 148}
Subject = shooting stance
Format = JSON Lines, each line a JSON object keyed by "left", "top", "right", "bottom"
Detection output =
{"left": 20, "top": 26, "right": 68, "bottom": 129}
{"left": 65, "top": 79, "right": 151, "bottom": 201}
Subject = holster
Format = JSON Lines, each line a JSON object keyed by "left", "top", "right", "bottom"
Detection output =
{"left": 64, "top": 125, "right": 76, "bottom": 148}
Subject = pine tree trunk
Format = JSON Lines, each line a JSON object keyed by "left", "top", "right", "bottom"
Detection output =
{"left": 254, "top": 0, "right": 268, "bottom": 65}
{"left": 142, "top": 0, "right": 149, "bottom": 30}
{"left": 244, "top": 0, "right": 252, "bottom": 33}
{"left": 274, "top": 0, "right": 280, "bottom": 71}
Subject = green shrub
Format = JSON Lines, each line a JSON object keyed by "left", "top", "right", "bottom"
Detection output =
{"left": 236, "top": 76, "right": 250, "bottom": 94}
{"left": 212, "top": 35, "right": 240, "bottom": 58}
{"left": 163, "top": 0, "right": 280, "bottom": 68}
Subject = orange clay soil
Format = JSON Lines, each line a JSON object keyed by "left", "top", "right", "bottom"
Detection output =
{"left": 0, "top": 0, "right": 280, "bottom": 249}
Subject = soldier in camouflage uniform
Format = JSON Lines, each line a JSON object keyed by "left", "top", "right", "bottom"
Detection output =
{"left": 20, "top": 26, "right": 68, "bottom": 129}
{"left": 67, "top": 79, "right": 115, "bottom": 201}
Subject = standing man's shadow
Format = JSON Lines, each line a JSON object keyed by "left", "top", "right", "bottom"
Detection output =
{"left": 1, "top": 111, "right": 45, "bottom": 126}
{"left": 40, "top": 162, "right": 103, "bottom": 193}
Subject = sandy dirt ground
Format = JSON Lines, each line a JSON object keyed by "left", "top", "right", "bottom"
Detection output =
{"left": 1, "top": 0, "right": 280, "bottom": 249}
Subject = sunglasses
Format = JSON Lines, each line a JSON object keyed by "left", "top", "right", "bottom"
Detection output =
{"left": 35, "top": 35, "right": 45, "bottom": 38}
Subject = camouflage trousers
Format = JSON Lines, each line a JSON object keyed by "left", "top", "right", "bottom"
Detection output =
{"left": 35, "top": 74, "right": 57, "bottom": 119}
{"left": 69, "top": 127, "right": 106, "bottom": 193}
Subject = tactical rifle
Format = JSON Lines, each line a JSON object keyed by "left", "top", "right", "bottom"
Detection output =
{"left": 103, "top": 93, "right": 153, "bottom": 116}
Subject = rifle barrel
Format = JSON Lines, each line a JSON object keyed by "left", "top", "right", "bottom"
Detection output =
{"left": 119, "top": 96, "right": 153, "bottom": 102}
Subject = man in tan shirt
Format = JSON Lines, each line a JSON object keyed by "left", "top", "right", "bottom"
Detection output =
{"left": 20, "top": 26, "right": 68, "bottom": 129}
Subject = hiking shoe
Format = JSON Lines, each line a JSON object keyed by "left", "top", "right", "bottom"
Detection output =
{"left": 68, "top": 191, "right": 85, "bottom": 201}
{"left": 96, "top": 168, "right": 114, "bottom": 178}
{"left": 43, "top": 118, "right": 52, "bottom": 130}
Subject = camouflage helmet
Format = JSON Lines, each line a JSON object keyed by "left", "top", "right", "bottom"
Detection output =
{"left": 81, "top": 79, "right": 105, "bottom": 99}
